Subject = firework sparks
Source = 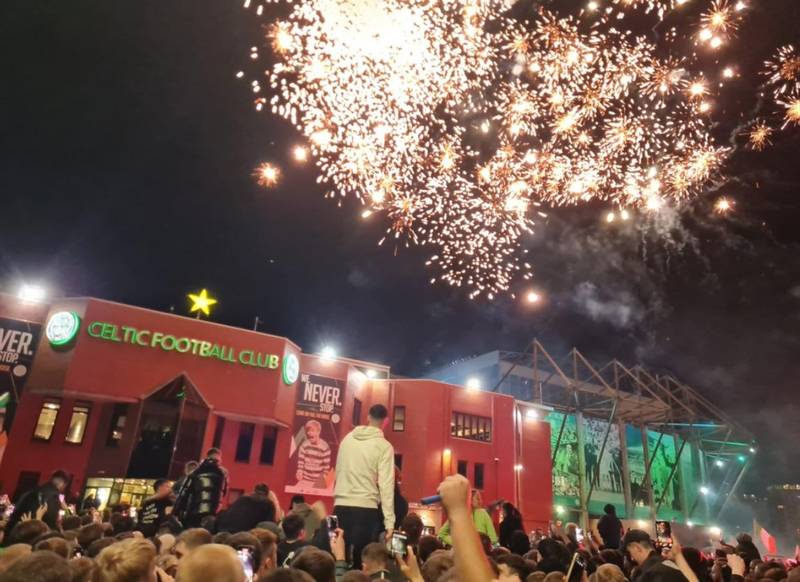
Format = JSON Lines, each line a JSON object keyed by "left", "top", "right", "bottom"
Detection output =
{"left": 747, "top": 122, "right": 773, "bottom": 151}
{"left": 255, "top": 162, "right": 280, "bottom": 187}
{"left": 714, "top": 196, "right": 733, "bottom": 213}
{"left": 241, "top": 0, "right": 792, "bottom": 298}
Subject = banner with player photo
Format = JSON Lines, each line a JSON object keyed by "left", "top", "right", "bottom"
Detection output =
{"left": 284, "top": 373, "right": 345, "bottom": 496}
{"left": 0, "top": 317, "right": 41, "bottom": 398}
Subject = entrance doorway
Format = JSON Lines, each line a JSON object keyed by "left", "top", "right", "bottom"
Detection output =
{"left": 127, "top": 375, "right": 210, "bottom": 480}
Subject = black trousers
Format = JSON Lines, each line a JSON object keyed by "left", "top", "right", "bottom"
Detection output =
{"left": 333, "top": 505, "right": 383, "bottom": 570}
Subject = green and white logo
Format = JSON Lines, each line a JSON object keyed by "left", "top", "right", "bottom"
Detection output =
{"left": 46, "top": 311, "right": 81, "bottom": 347}
{"left": 282, "top": 352, "right": 300, "bottom": 385}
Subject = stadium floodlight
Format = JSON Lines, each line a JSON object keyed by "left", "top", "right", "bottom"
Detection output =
{"left": 18, "top": 284, "right": 46, "bottom": 303}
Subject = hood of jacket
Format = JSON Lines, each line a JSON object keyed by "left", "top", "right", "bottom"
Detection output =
{"left": 350, "top": 426, "right": 385, "bottom": 441}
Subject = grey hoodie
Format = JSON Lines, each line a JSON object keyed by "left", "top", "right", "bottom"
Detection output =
{"left": 333, "top": 425, "right": 395, "bottom": 531}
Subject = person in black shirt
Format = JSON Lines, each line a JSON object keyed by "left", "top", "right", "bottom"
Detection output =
{"left": 173, "top": 448, "right": 228, "bottom": 528}
{"left": 277, "top": 513, "right": 312, "bottom": 567}
{"left": 597, "top": 504, "right": 623, "bottom": 549}
{"left": 498, "top": 502, "right": 524, "bottom": 549}
{"left": 215, "top": 483, "right": 276, "bottom": 533}
{"left": 4, "top": 469, "right": 69, "bottom": 544}
{"left": 137, "top": 479, "right": 174, "bottom": 538}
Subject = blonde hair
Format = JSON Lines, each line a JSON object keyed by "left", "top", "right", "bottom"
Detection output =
{"left": 596, "top": 563, "right": 627, "bottom": 582}
{"left": 92, "top": 538, "right": 156, "bottom": 582}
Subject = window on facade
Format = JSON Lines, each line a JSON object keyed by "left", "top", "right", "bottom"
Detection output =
{"left": 106, "top": 403, "right": 128, "bottom": 447}
{"left": 457, "top": 460, "right": 468, "bottom": 477}
{"left": 235, "top": 422, "right": 255, "bottom": 463}
{"left": 474, "top": 463, "right": 485, "bottom": 490}
{"left": 394, "top": 453, "right": 403, "bottom": 471}
{"left": 393, "top": 406, "right": 406, "bottom": 432}
{"left": 352, "top": 398, "right": 362, "bottom": 426}
{"left": 65, "top": 403, "right": 91, "bottom": 444}
{"left": 212, "top": 416, "right": 226, "bottom": 449}
{"left": 33, "top": 400, "right": 61, "bottom": 441}
{"left": 451, "top": 412, "right": 492, "bottom": 442}
{"left": 260, "top": 426, "right": 278, "bottom": 465}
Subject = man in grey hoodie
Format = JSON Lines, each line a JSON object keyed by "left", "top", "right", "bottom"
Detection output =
{"left": 333, "top": 403, "right": 395, "bottom": 570}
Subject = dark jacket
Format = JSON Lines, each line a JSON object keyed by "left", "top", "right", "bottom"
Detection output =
{"left": 6, "top": 482, "right": 62, "bottom": 537}
{"left": 597, "top": 513, "right": 623, "bottom": 549}
{"left": 173, "top": 457, "right": 228, "bottom": 523}
{"left": 635, "top": 553, "right": 690, "bottom": 582}
{"left": 215, "top": 493, "right": 275, "bottom": 533}
{"left": 499, "top": 515, "right": 524, "bottom": 549}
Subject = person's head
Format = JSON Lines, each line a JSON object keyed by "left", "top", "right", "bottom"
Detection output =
{"left": 290, "top": 495, "right": 306, "bottom": 511}
{"left": 621, "top": 530, "right": 655, "bottom": 566}
{"left": 503, "top": 502, "right": 521, "bottom": 520}
{"left": 595, "top": 563, "right": 626, "bottom": 582}
{"left": 157, "top": 533, "right": 176, "bottom": 555}
{"left": 0, "top": 544, "right": 32, "bottom": 573}
{"left": 565, "top": 523, "right": 578, "bottom": 541}
{"left": 0, "top": 550, "right": 71, "bottom": 582}
{"left": 367, "top": 404, "right": 388, "bottom": 427}
{"left": 254, "top": 483, "right": 269, "bottom": 496}
{"left": 33, "top": 536, "right": 70, "bottom": 559}
{"left": 340, "top": 572, "right": 371, "bottom": 582}
{"left": 214, "top": 532, "right": 233, "bottom": 545}
{"left": 603, "top": 504, "right": 616, "bottom": 516}
{"left": 250, "top": 528, "right": 278, "bottom": 574}
{"left": 421, "top": 551, "right": 455, "bottom": 582}
{"left": 599, "top": 549, "right": 625, "bottom": 570}
{"left": 62, "top": 514, "right": 83, "bottom": 531}
{"left": 68, "top": 556, "right": 95, "bottom": 582}
{"left": 257, "top": 569, "right": 314, "bottom": 582}
{"left": 174, "top": 528, "right": 213, "bottom": 560}
{"left": 110, "top": 512, "right": 135, "bottom": 535}
{"left": 510, "top": 530, "right": 532, "bottom": 556}
{"left": 226, "top": 532, "right": 263, "bottom": 580}
{"left": 78, "top": 522, "right": 106, "bottom": 550}
{"left": 176, "top": 543, "right": 245, "bottom": 582}
{"left": 418, "top": 535, "right": 444, "bottom": 563}
{"left": 184, "top": 460, "right": 199, "bottom": 476}
{"left": 206, "top": 447, "right": 222, "bottom": 462}
{"left": 281, "top": 514, "right": 306, "bottom": 542}
{"left": 200, "top": 515, "right": 217, "bottom": 533}
{"left": 527, "top": 572, "right": 547, "bottom": 582}
{"left": 291, "top": 547, "right": 336, "bottom": 582}
{"left": 497, "top": 553, "right": 535, "bottom": 580}
{"left": 361, "top": 542, "right": 391, "bottom": 575}
{"left": 304, "top": 421, "right": 322, "bottom": 445}
{"left": 472, "top": 489, "right": 484, "bottom": 508}
{"left": 153, "top": 479, "right": 172, "bottom": 496}
{"left": 87, "top": 537, "right": 116, "bottom": 558}
{"left": 8, "top": 519, "right": 49, "bottom": 545}
{"left": 50, "top": 469, "right": 69, "bottom": 492}
{"left": 544, "top": 572, "right": 566, "bottom": 582}
{"left": 92, "top": 537, "right": 157, "bottom": 582}
{"left": 400, "top": 513, "right": 425, "bottom": 546}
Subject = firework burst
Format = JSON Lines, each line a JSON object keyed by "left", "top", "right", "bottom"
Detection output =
{"left": 240, "top": 0, "right": 794, "bottom": 298}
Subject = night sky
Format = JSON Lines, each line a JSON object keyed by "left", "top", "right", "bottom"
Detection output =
{"left": 1, "top": 1, "right": 799, "bottom": 492}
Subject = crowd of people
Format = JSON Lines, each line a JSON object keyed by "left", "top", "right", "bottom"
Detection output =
{"left": 0, "top": 404, "right": 795, "bottom": 582}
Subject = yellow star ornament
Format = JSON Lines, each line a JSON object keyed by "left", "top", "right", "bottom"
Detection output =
{"left": 187, "top": 289, "right": 218, "bottom": 316}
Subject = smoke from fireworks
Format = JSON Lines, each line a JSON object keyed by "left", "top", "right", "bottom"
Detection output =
{"left": 239, "top": 0, "right": 795, "bottom": 299}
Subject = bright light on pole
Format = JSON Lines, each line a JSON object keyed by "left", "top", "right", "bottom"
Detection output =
{"left": 466, "top": 377, "right": 481, "bottom": 391}
{"left": 320, "top": 346, "right": 336, "bottom": 362}
{"left": 18, "top": 284, "right": 46, "bottom": 303}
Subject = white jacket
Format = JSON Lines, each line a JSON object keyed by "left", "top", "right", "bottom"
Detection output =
{"left": 334, "top": 425, "right": 395, "bottom": 531}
